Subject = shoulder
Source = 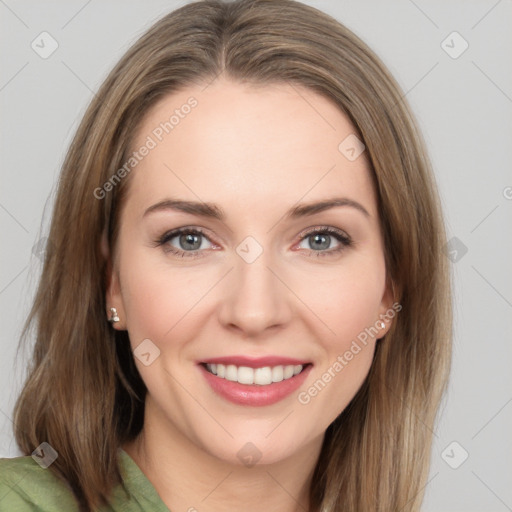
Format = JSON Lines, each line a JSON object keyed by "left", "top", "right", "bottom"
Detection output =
{"left": 0, "top": 455, "right": 79, "bottom": 512}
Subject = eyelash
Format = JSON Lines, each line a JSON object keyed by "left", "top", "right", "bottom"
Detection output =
{"left": 155, "top": 226, "right": 352, "bottom": 259}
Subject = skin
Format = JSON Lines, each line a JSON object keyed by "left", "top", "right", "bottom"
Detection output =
{"left": 106, "top": 76, "right": 394, "bottom": 512}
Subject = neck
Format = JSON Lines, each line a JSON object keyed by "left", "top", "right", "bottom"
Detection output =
{"left": 123, "top": 398, "right": 324, "bottom": 512}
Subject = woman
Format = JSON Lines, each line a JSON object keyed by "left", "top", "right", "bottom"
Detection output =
{"left": 0, "top": 0, "right": 452, "bottom": 510}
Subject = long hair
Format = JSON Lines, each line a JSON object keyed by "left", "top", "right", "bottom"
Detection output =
{"left": 13, "top": 1, "right": 452, "bottom": 510}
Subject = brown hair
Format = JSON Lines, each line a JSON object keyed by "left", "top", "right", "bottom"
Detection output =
{"left": 13, "top": 1, "right": 452, "bottom": 510}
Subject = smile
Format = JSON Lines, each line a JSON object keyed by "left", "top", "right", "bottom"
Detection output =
{"left": 199, "top": 358, "right": 313, "bottom": 406}
{"left": 204, "top": 363, "right": 305, "bottom": 386}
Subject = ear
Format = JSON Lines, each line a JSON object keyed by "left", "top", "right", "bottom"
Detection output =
{"left": 101, "top": 229, "right": 126, "bottom": 330}
{"left": 376, "top": 277, "right": 398, "bottom": 339}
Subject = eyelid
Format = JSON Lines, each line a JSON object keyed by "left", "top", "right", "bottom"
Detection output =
{"left": 155, "top": 226, "right": 218, "bottom": 256}
{"left": 156, "top": 224, "right": 352, "bottom": 258}
{"left": 296, "top": 225, "right": 351, "bottom": 243}
{"left": 293, "top": 225, "right": 352, "bottom": 257}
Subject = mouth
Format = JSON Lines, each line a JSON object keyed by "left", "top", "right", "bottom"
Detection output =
{"left": 198, "top": 357, "right": 313, "bottom": 406}
{"left": 201, "top": 362, "right": 311, "bottom": 386}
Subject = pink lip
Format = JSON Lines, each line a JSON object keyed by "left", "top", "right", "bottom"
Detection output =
{"left": 198, "top": 363, "right": 313, "bottom": 407}
{"left": 199, "top": 355, "right": 310, "bottom": 368}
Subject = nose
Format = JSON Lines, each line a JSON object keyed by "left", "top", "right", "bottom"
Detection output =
{"left": 217, "top": 251, "right": 293, "bottom": 338}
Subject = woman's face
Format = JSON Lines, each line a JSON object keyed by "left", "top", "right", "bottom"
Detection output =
{"left": 107, "top": 77, "right": 393, "bottom": 465}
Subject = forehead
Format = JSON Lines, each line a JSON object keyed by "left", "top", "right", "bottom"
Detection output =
{"left": 125, "top": 78, "right": 376, "bottom": 218}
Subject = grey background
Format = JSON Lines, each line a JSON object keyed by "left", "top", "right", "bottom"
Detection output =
{"left": 1, "top": 1, "right": 511, "bottom": 511}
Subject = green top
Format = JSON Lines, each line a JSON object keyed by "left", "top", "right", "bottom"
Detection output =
{"left": 0, "top": 449, "right": 170, "bottom": 511}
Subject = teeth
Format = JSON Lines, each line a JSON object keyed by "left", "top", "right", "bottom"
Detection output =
{"left": 238, "top": 366, "right": 254, "bottom": 385}
{"left": 254, "top": 366, "right": 272, "bottom": 385}
{"left": 272, "top": 366, "right": 283, "bottom": 382}
{"left": 225, "top": 364, "right": 238, "bottom": 382}
{"left": 205, "top": 363, "right": 305, "bottom": 386}
{"left": 283, "top": 365, "right": 294, "bottom": 379}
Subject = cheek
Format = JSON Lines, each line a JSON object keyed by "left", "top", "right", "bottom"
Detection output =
{"left": 119, "top": 237, "right": 386, "bottom": 354}
{"left": 296, "top": 263, "right": 384, "bottom": 421}
{"left": 119, "top": 250, "right": 219, "bottom": 345}
{"left": 295, "top": 254, "right": 386, "bottom": 348}
{"left": 121, "top": 254, "right": 191, "bottom": 344}
{"left": 300, "top": 257, "right": 385, "bottom": 414}
{"left": 329, "top": 282, "right": 381, "bottom": 344}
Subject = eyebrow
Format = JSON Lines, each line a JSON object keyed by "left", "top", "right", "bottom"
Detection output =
{"left": 143, "top": 197, "right": 370, "bottom": 220}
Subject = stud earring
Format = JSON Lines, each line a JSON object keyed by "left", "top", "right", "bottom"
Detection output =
{"left": 377, "top": 320, "right": 386, "bottom": 329}
{"left": 108, "top": 307, "right": 120, "bottom": 323}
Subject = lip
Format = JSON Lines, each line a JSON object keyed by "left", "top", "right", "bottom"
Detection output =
{"left": 199, "top": 355, "right": 311, "bottom": 368}
{"left": 198, "top": 361, "right": 313, "bottom": 407}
